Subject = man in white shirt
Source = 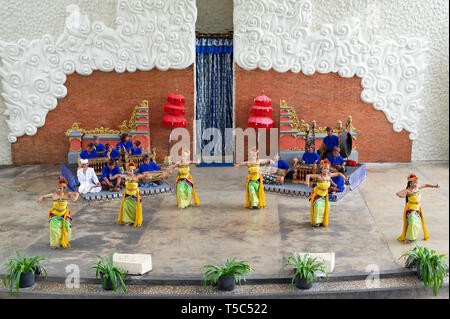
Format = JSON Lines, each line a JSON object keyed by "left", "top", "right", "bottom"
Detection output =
{"left": 77, "top": 159, "right": 102, "bottom": 194}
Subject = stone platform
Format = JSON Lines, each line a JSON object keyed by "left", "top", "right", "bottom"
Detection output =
{"left": 0, "top": 162, "right": 448, "bottom": 283}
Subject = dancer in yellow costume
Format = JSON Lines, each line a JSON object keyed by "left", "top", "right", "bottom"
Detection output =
{"left": 235, "top": 148, "right": 273, "bottom": 209}
{"left": 306, "top": 160, "right": 347, "bottom": 227}
{"left": 169, "top": 149, "right": 200, "bottom": 209}
{"left": 117, "top": 163, "right": 143, "bottom": 227}
{"left": 37, "top": 178, "right": 79, "bottom": 249}
{"left": 396, "top": 173, "right": 439, "bottom": 243}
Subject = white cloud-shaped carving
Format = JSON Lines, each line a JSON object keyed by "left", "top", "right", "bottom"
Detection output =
{"left": 0, "top": 0, "right": 197, "bottom": 143}
{"left": 234, "top": 0, "right": 427, "bottom": 140}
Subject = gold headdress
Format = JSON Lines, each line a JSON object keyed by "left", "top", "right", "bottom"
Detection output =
{"left": 319, "top": 160, "right": 331, "bottom": 168}
{"left": 407, "top": 173, "right": 418, "bottom": 182}
{"left": 128, "top": 162, "right": 136, "bottom": 170}
{"left": 58, "top": 177, "right": 68, "bottom": 188}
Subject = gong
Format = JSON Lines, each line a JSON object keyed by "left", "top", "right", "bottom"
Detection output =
{"left": 339, "top": 130, "right": 352, "bottom": 158}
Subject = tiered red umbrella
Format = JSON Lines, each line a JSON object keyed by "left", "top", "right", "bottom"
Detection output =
{"left": 162, "top": 92, "right": 187, "bottom": 128}
{"left": 248, "top": 93, "right": 274, "bottom": 129}
{"left": 162, "top": 92, "right": 187, "bottom": 160}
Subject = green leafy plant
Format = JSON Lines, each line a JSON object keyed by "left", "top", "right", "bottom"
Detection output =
{"left": 201, "top": 257, "right": 254, "bottom": 289}
{"left": 279, "top": 252, "right": 328, "bottom": 289}
{"left": 2, "top": 250, "right": 47, "bottom": 295}
{"left": 400, "top": 243, "right": 448, "bottom": 296}
{"left": 91, "top": 254, "right": 127, "bottom": 294}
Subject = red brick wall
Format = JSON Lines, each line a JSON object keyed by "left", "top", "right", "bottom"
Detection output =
{"left": 234, "top": 66, "right": 411, "bottom": 162}
{"left": 12, "top": 68, "right": 194, "bottom": 165}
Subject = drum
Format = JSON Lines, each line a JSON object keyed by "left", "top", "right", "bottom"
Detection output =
{"left": 339, "top": 130, "right": 352, "bottom": 158}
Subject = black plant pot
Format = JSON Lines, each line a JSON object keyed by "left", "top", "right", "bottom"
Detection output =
{"left": 294, "top": 275, "right": 313, "bottom": 289}
{"left": 100, "top": 272, "right": 121, "bottom": 291}
{"left": 416, "top": 263, "right": 423, "bottom": 281}
{"left": 19, "top": 271, "right": 35, "bottom": 288}
{"left": 33, "top": 266, "right": 41, "bottom": 276}
{"left": 217, "top": 276, "right": 235, "bottom": 291}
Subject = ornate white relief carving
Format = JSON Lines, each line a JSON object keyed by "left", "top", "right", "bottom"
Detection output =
{"left": 0, "top": 0, "right": 197, "bottom": 143}
{"left": 234, "top": 0, "right": 427, "bottom": 140}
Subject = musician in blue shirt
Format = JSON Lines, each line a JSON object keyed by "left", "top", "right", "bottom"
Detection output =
{"left": 93, "top": 135, "right": 105, "bottom": 153}
{"left": 79, "top": 143, "right": 98, "bottom": 160}
{"left": 319, "top": 127, "right": 339, "bottom": 159}
{"left": 328, "top": 146, "right": 345, "bottom": 173}
{"left": 103, "top": 143, "right": 121, "bottom": 161}
{"left": 301, "top": 143, "right": 320, "bottom": 165}
{"left": 116, "top": 133, "right": 134, "bottom": 154}
{"left": 100, "top": 159, "right": 123, "bottom": 191}
{"left": 137, "top": 155, "right": 161, "bottom": 174}
{"left": 131, "top": 140, "right": 142, "bottom": 155}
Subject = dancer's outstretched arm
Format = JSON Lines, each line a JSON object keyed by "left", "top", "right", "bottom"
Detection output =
{"left": 37, "top": 193, "right": 55, "bottom": 204}
{"left": 419, "top": 183, "right": 439, "bottom": 189}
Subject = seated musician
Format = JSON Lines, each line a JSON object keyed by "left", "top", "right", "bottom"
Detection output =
{"left": 79, "top": 143, "right": 98, "bottom": 160}
{"left": 77, "top": 159, "right": 101, "bottom": 194}
{"left": 103, "top": 143, "right": 121, "bottom": 161}
{"left": 328, "top": 146, "right": 345, "bottom": 173}
{"left": 100, "top": 159, "right": 123, "bottom": 192}
{"left": 262, "top": 153, "right": 291, "bottom": 185}
{"left": 301, "top": 143, "right": 321, "bottom": 165}
{"left": 137, "top": 154, "right": 164, "bottom": 186}
{"left": 318, "top": 127, "right": 339, "bottom": 160}
{"left": 131, "top": 140, "right": 142, "bottom": 155}
{"left": 328, "top": 146, "right": 345, "bottom": 193}
{"left": 116, "top": 133, "right": 134, "bottom": 155}
{"left": 92, "top": 135, "right": 105, "bottom": 154}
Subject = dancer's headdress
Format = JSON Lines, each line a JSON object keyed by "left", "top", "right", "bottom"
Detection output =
{"left": 319, "top": 160, "right": 331, "bottom": 168}
{"left": 407, "top": 173, "right": 418, "bottom": 182}
{"left": 58, "top": 177, "right": 68, "bottom": 187}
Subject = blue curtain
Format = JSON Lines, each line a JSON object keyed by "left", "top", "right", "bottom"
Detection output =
{"left": 196, "top": 37, "right": 233, "bottom": 159}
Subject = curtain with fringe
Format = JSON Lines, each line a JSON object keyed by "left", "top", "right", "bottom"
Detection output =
{"left": 196, "top": 37, "right": 233, "bottom": 160}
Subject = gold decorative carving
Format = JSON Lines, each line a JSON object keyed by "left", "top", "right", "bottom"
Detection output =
{"left": 66, "top": 100, "right": 150, "bottom": 137}
{"left": 65, "top": 122, "right": 82, "bottom": 136}
{"left": 83, "top": 127, "right": 121, "bottom": 135}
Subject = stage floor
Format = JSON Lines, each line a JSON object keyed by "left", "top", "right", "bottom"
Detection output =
{"left": 0, "top": 162, "right": 448, "bottom": 281}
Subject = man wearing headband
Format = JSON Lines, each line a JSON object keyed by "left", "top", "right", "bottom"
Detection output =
{"left": 131, "top": 140, "right": 143, "bottom": 155}
{"left": 92, "top": 135, "right": 105, "bottom": 154}
{"left": 79, "top": 143, "right": 98, "bottom": 160}
{"left": 318, "top": 127, "right": 338, "bottom": 160}
{"left": 103, "top": 143, "right": 121, "bottom": 161}
{"left": 77, "top": 159, "right": 101, "bottom": 194}
{"left": 101, "top": 159, "right": 123, "bottom": 192}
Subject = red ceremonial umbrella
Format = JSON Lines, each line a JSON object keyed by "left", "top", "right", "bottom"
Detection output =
{"left": 162, "top": 114, "right": 187, "bottom": 128}
{"left": 162, "top": 92, "right": 188, "bottom": 159}
{"left": 248, "top": 93, "right": 274, "bottom": 148}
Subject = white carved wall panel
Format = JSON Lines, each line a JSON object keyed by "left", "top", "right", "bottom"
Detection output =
{"left": 234, "top": 0, "right": 427, "bottom": 141}
{"left": 0, "top": 0, "right": 197, "bottom": 143}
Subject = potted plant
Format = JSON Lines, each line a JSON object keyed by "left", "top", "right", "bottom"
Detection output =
{"left": 201, "top": 257, "right": 254, "bottom": 291}
{"left": 91, "top": 254, "right": 127, "bottom": 294}
{"left": 400, "top": 243, "right": 448, "bottom": 296}
{"left": 2, "top": 250, "right": 47, "bottom": 295}
{"left": 279, "top": 252, "right": 328, "bottom": 289}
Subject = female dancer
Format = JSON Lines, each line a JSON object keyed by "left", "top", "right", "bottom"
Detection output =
{"left": 305, "top": 160, "right": 347, "bottom": 227}
{"left": 37, "top": 178, "right": 79, "bottom": 249}
{"left": 117, "top": 162, "right": 143, "bottom": 227}
{"left": 169, "top": 149, "right": 200, "bottom": 209}
{"left": 235, "top": 148, "right": 273, "bottom": 209}
{"left": 396, "top": 173, "right": 439, "bottom": 243}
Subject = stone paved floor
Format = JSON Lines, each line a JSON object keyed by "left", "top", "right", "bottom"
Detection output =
{"left": 0, "top": 162, "right": 447, "bottom": 280}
